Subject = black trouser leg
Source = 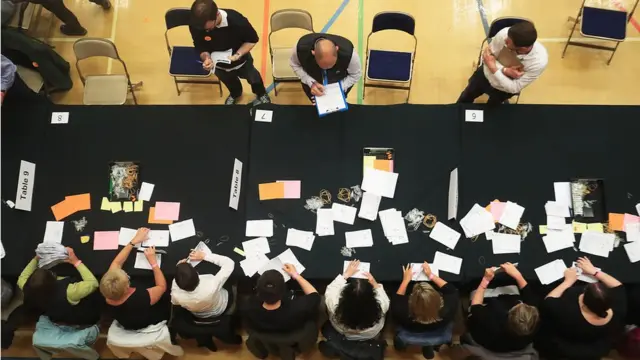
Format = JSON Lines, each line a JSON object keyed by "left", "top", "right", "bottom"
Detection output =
{"left": 301, "top": 83, "right": 314, "bottom": 102}
{"left": 487, "top": 90, "right": 514, "bottom": 105}
{"left": 234, "top": 55, "right": 266, "bottom": 97}
{"left": 456, "top": 67, "right": 490, "bottom": 103}
{"left": 214, "top": 68, "right": 243, "bottom": 98}
{"left": 30, "top": 0, "right": 83, "bottom": 29}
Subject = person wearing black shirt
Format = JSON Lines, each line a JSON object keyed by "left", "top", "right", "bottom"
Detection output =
{"left": 535, "top": 257, "right": 627, "bottom": 360}
{"left": 467, "top": 263, "right": 540, "bottom": 354}
{"left": 189, "top": 0, "right": 270, "bottom": 106}
{"left": 392, "top": 262, "right": 459, "bottom": 360}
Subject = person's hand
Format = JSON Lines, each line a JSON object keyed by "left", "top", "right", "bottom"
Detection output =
{"left": 484, "top": 267, "right": 495, "bottom": 281}
{"left": 500, "top": 262, "right": 522, "bottom": 279}
{"left": 402, "top": 263, "right": 413, "bottom": 283}
{"left": 65, "top": 247, "right": 79, "bottom": 264}
{"left": 176, "top": 258, "right": 188, "bottom": 265}
{"left": 502, "top": 66, "right": 524, "bottom": 79}
{"left": 189, "top": 250, "right": 206, "bottom": 262}
{"left": 283, "top": 263, "right": 298, "bottom": 277}
{"left": 131, "top": 227, "right": 149, "bottom": 245}
{"left": 576, "top": 256, "right": 597, "bottom": 276}
{"left": 228, "top": 53, "right": 241, "bottom": 62}
{"left": 564, "top": 267, "right": 578, "bottom": 284}
{"left": 202, "top": 58, "right": 214, "bottom": 71}
{"left": 144, "top": 246, "right": 157, "bottom": 264}
{"left": 364, "top": 272, "right": 380, "bottom": 288}
{"left": 343, "top": 260, "right": 360, "bottom": 278}
{"left": 482, "top": 47, "right": 496, "bottom": 66}
{"left": 422, "top": 261, "right": 433, "bottom": 277}
{"left": 310, "top": 82, "right": 324, "bottom": 96}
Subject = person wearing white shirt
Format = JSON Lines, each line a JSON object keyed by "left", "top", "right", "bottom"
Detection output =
{"left": 457, "top": 21, "right": 548, "bottom": 105}
{"left": 171, "top": 250, "right": 235, "bottom": 318}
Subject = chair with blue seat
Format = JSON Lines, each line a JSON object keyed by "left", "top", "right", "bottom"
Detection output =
{"left": 364, "top": 11, "right": 416, "bottom": 103}
{"left": 165, "top": 8, "right": 222, "bottom": 96}
{"left": 562, "top": 0, "right": 639, "bottom": 64}
{"left": 394, "top": 322, "right": 454, "bottom": 359}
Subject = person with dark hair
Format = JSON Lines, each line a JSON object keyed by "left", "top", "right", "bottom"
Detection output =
{"left": 188, "top": 0, "right": 270, "bottom": 106}
{"left": 325, "top": 260, "right": 390, "bottom": 340}
{"left": 12, "top": 0, "right": 111, "bottom": 36}
{"left": 290, "top": 33, "right": 361, "bottom": 103}
{"left": 18, "top": 246, "right": 101, "bottom": 325}
{"left": 535, "top": 257, "right": 627, "bottom": 359}
{"left": 243, "top": 264, "right": 320, "bottom": 333}
{"left": 170, "top": 249, "right": 234, "bottom": 318}
{"left": 457, "top": 21, "right": 548, "bottom": 104}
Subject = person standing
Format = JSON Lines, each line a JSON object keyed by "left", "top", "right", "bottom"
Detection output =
{"left": 290, "top": 33, "right": 361, "bottom": 103}
{"left": 456, "top": 21, "right": 548, "bottom": 104}
{"left": 189, "top": 0, "right": 270, "bottom": 106}
{"left": 13, "top": 0, "right": 111, "bottom": 36}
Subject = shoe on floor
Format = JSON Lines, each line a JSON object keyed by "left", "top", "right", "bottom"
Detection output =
{"left": 251, "top": 94, "right": 271, "bottom": 106}
{"left": 421, "top": 345, "right": 435, "bottom": 360}
{"left": 100, "top": 0, "right": 111, "bottom": 10}
{"left": 225, "top": 95, "right": 240, "bottom": 105}
{"left": 60, "top": 24, "right": 87, "bottom": 36}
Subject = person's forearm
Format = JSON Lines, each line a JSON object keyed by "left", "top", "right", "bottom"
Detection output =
{"left": 289, "top": 51, "right": 315, "bottom": 87}
{"left": 200, "top": 51, "right": 211, "bottom": 61}
{"left": 236, "top": 42, "right": 255, "bottom": 57}
{"left": 295, "top": 275, "right": 317, "bottom": 295}
{"left": 17, "top": 258, "right": 38, "bottom": 290}
{"left": 341, "top": 52, "right": 361, "bottom": 90}
{"left": 514, "top": 274, "right": 528, "bottom": 289}
{"left": 546, "top": 281, "right": 573, "bottom": 298}
{"left": 205, "top": 253, "right": 234, "bottom": 287}
{"left": 594, "top": 271, "right": 622, "bottom": 288}
{"left": 431, "top": 275, "right": 447, "bottom": 289}
{"left": 110, "top": 244, "right": 134, "bottom": 270}
{"left": 152, "top": 266, "right": 167, "bottom": 291}
{"left": 396, "top": 280, "right": 410, "bottom": 295}
{"left": 471, "top": 286, "right": 486, "bottom": 305}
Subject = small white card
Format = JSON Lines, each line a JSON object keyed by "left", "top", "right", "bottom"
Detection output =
{"left": 429, "top": 222, "right": 461, "bottom": 250}
{"left": 433, "top": 251, "right": 462, "bottom": 275}
{"left": 143, "top": 230, "right": 170, "bottom": 247}
{"left": 240, "top": 253, "right": 269, "bottom": 276}
{"left": 43, "top": 221, "right": 64, "bottom": 244}
{"left": 255, "top": 109, "right": 273, "bottom": 123}
{"left": 545, "top": 201, "right": 570, "bottom": 218}
{"left": 316, "top": 208, "right": 335, "bottom": 236}
{"left": 624, "top": 241, "right": 640, "bottom": 263}
{"left": 118, "top": 227, "right": 137, "bottom": 246}
{"left": 138, "top": 182, "right": 155, "bottom": 202}
{"left": 134, "top": 253, "right": 161, "bottom": 270}
{"left": 242, "top": 237, "right": 271, "bottom": 256}
{"left": 465, "top": 109, "right": 483, "bottom": 122}
{"left": 345, "top": 229, "right": 374, "bottom": 248}
{"left": 361, "top": 168, "right": 398, "bottom": 199}
{"left": 547, "top": 215, "right": 567, "bottom": 230}
{"left": 343, "top": 261, "right": 370, "bottom": 279}
{"left": 492, "top": 233, "right": 521, "bottom": 254}
{"left": 168, "top": 219, "right": 196, "bottom": 242}
{"left": 358, "top": 192, "right": 381, "bottom": 221}
{"left": 51, "top": 112, "right": 69, "bottom": 124}
{"left": 498, "top": 201, "right": 525, "bottom": 230}
{"left": 246, "top": 220, "right": 273, "bottom": 237}
{"left": 332, "top": 203, "right": 357, "bottom": 225}
{"left": 535, "top": 259, "right": 566, "bottom": 285}
{"left": 285, "top": 228, "right": 315, "bottom": 251}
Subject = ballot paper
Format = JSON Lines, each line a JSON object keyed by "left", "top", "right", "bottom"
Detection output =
{"left": 316, "top": 208, "right": 334, "bottom": 236}
{"left": 343, "top": 261, "right": 370, "bottom": 279}
{"left": 189, "top": 241, "right": 214, "bottom": 267}
{"left": 138, "top": 182, "right": 155, "bottom": 201}
{"left": 285, "top": 228, "right": 316, "bottom": 251}
{"left": 554, "top": 182, "right": 572, "bottom": 208}
{"left": 168, "top": 219, "right": 196, "bottom": 242}
{"left": 579, "top": 231, "right": 615, "bottom": 258}
{"left": 315, "top": 82, "right": 348, "bottom": 116}
{"left": 240, "top": 253, "right": 270, "bottom": 276}
{"left": 332, "top": 203, "right": 357, "bottom": 225}
{"left": 636, "top": 203, "right": 640, "bottom": 216}
{"left": 545, "top": 201, "right": 571, "bottom": 218}
{"left": 242, "top": 237, "right": 270, "bottom": 256}
{"left": 143, "top": 230, "right": 170, "bottom": 247}
{"left": 358, "top": 192, "right": 382, "bottom": 221}
{"left": 259, "top": 257, "right": 289, "bottom": 281}
{"left": 542, "top": 230, "right": 575, "bottom": 253}
{"left": 429, "top": 222, "right": 461, "bottom": 250}
{"left": 547, "top": 215, "right": 567, "bottom": 230}
{"left": 379, "top": 208, "right": 409, "bottom": 244}
{"left": 492, "top": 233, "right": 521, "bottom": 254}
{"left": 345, "top": 229, "right": 374, "bottom": 248}
{"left": 624, "top": 241, "right": 640, "bottom": 263}
{"left": 460, "top": 204, "right": 495, "bottom": 238}
{"left": 211, "top": 49, "right": 232, "bottom": 65}
{"left": 277, "top": 249, "right": 306, "bottom": 274}
{"left": 535, "top": 259, "right": 567, "bottom": 285}
{"left": 43, "top": 221, "right": 64, "bottom": 244}
{"left": 626, "top": 223, "right": 640, "bottom": 242}
{"left": 246, "top": 220, "right": 273, "bottom": 237}
{"left": 572, "top": 262, "right": 600, "bottom": 283}
{"left": 134, "top": 253, "right": 161, "bottom": 270}
{"left": 411, "top": 263, "right": 439, "bottom": 281}
{"left": 433, "top": 252, "right": 463, "bottom": 275}
{"left": 498, "top": 201, "right": 525, "bottom": 230}
{"left": 361, "top": 168, "right": 398, "bottom": 198}
{"left": 118, "top": 227, "right": 138, "bottom": 246}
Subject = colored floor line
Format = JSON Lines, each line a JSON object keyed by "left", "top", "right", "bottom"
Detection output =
{"left": 260, "top": 0, "right": 270, "bottom": 82}
{"left": 356, "top": 0, "right": 364, "bottom": 104}
{"left": 265, "top": 0, "right": 351, "bottom": 94}
{"left": 475, "top": 0, "right": 490, "bottom": 36}
{"left": 613, "top": 1, "right": 640, "bottom": 33}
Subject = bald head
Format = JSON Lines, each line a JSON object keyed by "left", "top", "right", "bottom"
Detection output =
{"left": 311, "top": 39, "right": 338, "bottom": 70}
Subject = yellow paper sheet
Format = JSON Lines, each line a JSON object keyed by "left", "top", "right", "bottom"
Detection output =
{"left": 123, "top": 202, "right": 133, "bottom": 213}
{"left": 539, "top": 225, "right": 547, "bottom": 235}
{"left": 134, "top": 201, "right": 144, "bottom": 212}
{"left": 110, "top": 202, "right": 122, "bottom": 213}
{"left": 363, "top": 156, "right": 375, "bottom": 172}
{"left": 233, "top": 247, "right": 245, "bottom": 256}
{"left": 259, "top": 182, "right": 285, "bottom": 200}
{"left": 572, "top": 222, "right": 587, "bottom": 233}
{"left": 80, "top": 236, "right": 90, "bottom": 244}
{"left": 100, "top": 197, "right": 111, "bottom": 211}
{"left": 587, "top": 223, "right": 604, "bottom": 233}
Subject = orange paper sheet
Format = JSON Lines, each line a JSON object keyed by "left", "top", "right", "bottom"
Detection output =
{"left": 373, "top": 159, "right": 392, "bottom": 172}
{"left": 259, "top": 182, "right": 285, "bottom": 200}
{"left": 65, "top": 193, "right": 91, "bottom": 211}
{"left": 148, "top": 207, "right": 174, "bottom": 224}
{"left": 51, "top": 200, "right": 76, "bottom": 221}
{"left": 608, "top": 213, "right": 624, "bottom": 232}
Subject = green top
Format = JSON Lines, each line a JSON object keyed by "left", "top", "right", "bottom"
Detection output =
{"left": 17, "top": 258, "right": 99, "bottom": 305}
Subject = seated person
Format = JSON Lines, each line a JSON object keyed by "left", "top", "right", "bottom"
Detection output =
{"left": 467, "top": 263, "right": 539, "bottom": 354}
{"left": 535, "top": 257, "right": 627, "bottom": 360}
{"left": 19, "top": 246, "right": 101, "bottom": 325}
{"left": 171, "top": 249, "right": 235, "bottom": 318}
{"left": 325, "top": 260, "right": 390, "bottom": 341}
{"left": 100, "top": 228, "right": 168, "bottom": 330}
{"left": 392, "top": 262, "right": 459, "bottom": 359}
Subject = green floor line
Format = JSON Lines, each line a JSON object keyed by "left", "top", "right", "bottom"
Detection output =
{"left": 356, "top": 0, "right": 364, "bottom": 104}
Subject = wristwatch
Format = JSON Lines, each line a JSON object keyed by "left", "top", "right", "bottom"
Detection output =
{"left": 235, "top": 52, "right": 241, "bottom": 57}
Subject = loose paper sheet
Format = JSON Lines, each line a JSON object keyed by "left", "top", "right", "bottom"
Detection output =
{"left": 148, "top": 207, "right": 173, "bottom": 225}
{"left": 277, "top": 180, "right": 301, "bottom": 199}
{"left": 259, "top": 182, "right": 285, "bottom": 200}
{"left": 547, "top": 215, "right": 567, "bottom": 230}
{"left": 460, "top": 204, "right": 495, "bottom": 238}
{"left": 343, "top": 261, "right": 370, "bottom": 279}
{"left": 94, "top": 231, "right": 119, "bottom": 250}
{"left": 429, "top": 222, "right": 461, "bottom": 250}
{"left": 315, "top": 82, "right": 347, "bottom": 115}
{"left": 535, "top": 259, "right": 567, "bottom": 285}
{"left": 123, "top": 202, "right": 133, "bottom": 213}
{"left": 168, "top": 219, "right": 196, "bottom": 242}
{"left": 143, "top": 230, "right": 170, "bottom": 247}
{"left": 579, "top": 231, "right": 615, "bottom": 257}
{"left": 154, "top": 202, "right": 181, "bottom": 221}
{"left": 542, "top": 230, "right": 575, "bottom": 253}
{"left": 242, "top": 237, "right": 270, "bottom": 256}
{"left": 498, "top": 201, "right": 525, "bottom": 230}
{"left": 316, "top": 208, "right": 335, "bottom": 236}
{"left": 246, "top": 220, "right": 273, "bottom": 237}
{"left": 65, "top": 193, "right": 91, "bottom": 211}
{"left": 190, "top": 241, "right": 213, "bottom": 267}
{"left": 379, "top": 208, "right": 409, "bottom": 245}
{"left": 587, "top": 223, "right": 604, "bottom": 233}
{"left": 240, "top": 253, "right": 270, "bottom": 276}
{"left": 545, "top": 201, "right": 570, "bottom": 217}
{"left": 411, "top": 263, "right": 439, "bottom": 281}
{"left": 139, "top": 182, "right": 155, "bottom": 201}
{"left": 134, "top": 201, "right": 144, "bottom": 212}
{"left": 285, "top": 228, "right": 315, "bottom": 251}
{"left": 332, "top": 203, "right": 357, "bottom": 225}
{"left": 433, "top": 251, "right": 463, "bottom": 275}
{"left": 100, "top": 197, "right": 111, "bottom": 211}
{"left": 118, "top": 227, "right": 137, "bottom": 246}
{"left": 490, "top": 201, "right": 506, "bottom": 222}
{"left": 625, "top": 223, "right": 640, "bottom": 242}
{"left": 110, "top": 202, "right": 122, "bottom": 214}
{"left": 492, "top": 233, "right": 521, "bottom": 254}
{"left": 43, "top": 221, "right": 64, "bottom": 244}
{"left": 624, "top": 213, "right": 640, "bottom": 228}
{"left": 361, "top": 168, "right": 398, "bottom": 198}
{"left": 624, "top": 241, "right": 640, "bottom": 263}
{"left": 345, "top": 229, "right": 374, "bottom": 248}
{"left": 608, "top": 213, "right": 625, "bottom": 232}
{"left": 51, "top": 200, "right": 76, "bottom": 221}
{"left": 358, "top": 192, "right": 381, "bottom": 221}
{"left": 258, "top": 257, "right": 289, "bottom": 281}
{"left": 554, "top": 182, "right": 572, "bottom": 208}
{"left": 134, "top": 253, "right": 161, "bottom": 270}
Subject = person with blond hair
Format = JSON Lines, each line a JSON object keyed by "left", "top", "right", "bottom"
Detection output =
{"left": 100, "top": 228, "right": 168, "bottom": 330}
{"left": 392, "top": 262, "right": 459, "bottom": 359}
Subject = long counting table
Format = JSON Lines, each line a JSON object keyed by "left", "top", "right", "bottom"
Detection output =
{"left": 2, "top": 98, "right": 639, "bottom": 284}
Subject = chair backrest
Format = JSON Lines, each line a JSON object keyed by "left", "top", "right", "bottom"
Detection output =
{"left": 74, "top": 38, "right": 120, "bottom": 61}
{"left": 165, "top": 7, "right": 191, "bottom": 30}
{"left": 487, "top": 17, "right": 533, "bottom": 39}
{"left": 270, "top": 9, "right": 313, "bottom": 33}
{"left": 371, "top": 11, "right": 415, "bottom": 35}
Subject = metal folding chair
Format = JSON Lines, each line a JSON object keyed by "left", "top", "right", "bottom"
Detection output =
{"left": 563, "top": 0, "right": 639, "bottom": 64}
{"left": 364, "top": 12, "right": 416, "bottom": 103}
{"left": 73, "top": 38, "right": 139, "bottom": 105}
{"left": 269, "top": 9, "right": 314, "bottom": 96}
{"left": 165, "top": 8, "right": 222, "bottom": 96}
{"left": 476, "top": 17, "right": 533, "bottom": 104}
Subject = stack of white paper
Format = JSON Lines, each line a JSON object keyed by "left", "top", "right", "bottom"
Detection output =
{"left": 625, "top": 223, "right": 640, "bottom": 242}
{"left": 579, "top": 231, "right": 615, "bottom": 258}
{"left": 460, "top": 204, "right": 495, "bottom": 238}
{"left": 572, "top": 261, "right": 599, "bottom": 283}
{"left": 498, "top": 202, "right": 525, "bottom": 230}
{"left": 433, "top": 251, "right": 463, "bottom": 275}
{"left": 361, "top": 168, "right": 398, "bottom": 198}
{"left": 242, "top": 237, "right": 270, "bottom": 256}
{"left": 246, "top": 220, "right": 273, "bottom": 237}
{"left": 332, "top": 203, "right": 357, "bottom": 225}
{"left": 492, "top": 233, "right": 521, "bottom": 254}
{"left": 411, "top": 263, "right": 439, "bottom": 281}
{"left": 343, "top": 261, "right": 370, "bottom": 279}
{"left": 345, "top": 229, "right": 374, "bottom": 248}
{"left": 285, "top": 228, "right": 316, "bottom": 251}
{"left": 534, "top": 259, "right": 567, "bottom": 285}
{"left": 315, "top": 82, "right": 348, "bottom": 115}
{"left": 240, "top": 253, "right": 269, "bottom": 276}
{"left": 542, "top": 229, "right": 575, "bottom": 253}
{"left": 554, "top": 182, "right": 572, "bottom": 208}
{"left": 358, "top": 192, "right": 382, "bottom": 221}
{"left": 134, "top": 253, "right": 161, "bottom": 270}
{"left": 169, "top": 219, "right": 196, "bottom": 241}
{"left": 624, "top": 241, "right": 640, "bottom": 263}
{"left": 190, "top": 241, "right": 213, "bottom": 267}
{"left": 545, "top": 201, "right": 570, "bottom": 217}
{"left": 118, "top": 227, "right": 138, "bottom": 246}
{"left": 43, "top": 221, "right": 64, "bottom": 244}
{"left": 429, "top": 222, "right": 461, "bottom": 250}
{"left": 547, "top": 215, "right": 567, "bottom": 230}
{"left": 143, "top": 230, "right": 170, "bottom": 247}
{"left": 316, "top": 208, "right": 335, "bottom": 236}
{"left": 379, "top": 208, "right": 409, "bottom": 244}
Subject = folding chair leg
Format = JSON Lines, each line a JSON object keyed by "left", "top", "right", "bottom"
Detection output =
{"left": 273, "top": 79, "right": 278, "bottom": 96}
{"left": 217, "top": 81, "right": 223, "bottom": 96}
{"left": 173, "top": 78, "right": 181, "bottom": 96}
{"left": 607, "top": 42, "right": 621, "bottom": 65}
{"left": 563, "top": 6, "right": 583, "bottom": 58}
{"left": 362, "top": 83, "right": 366, "bottom": 100}
{"left": 130, "top": 85, "right": 138, "bottom": 105}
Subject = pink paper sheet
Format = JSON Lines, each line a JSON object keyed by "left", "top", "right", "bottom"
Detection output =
{"left": 93, "top": 231, "right": 119, "bottom": 250}
{"left": 154, "top": 201, "right": 181, "bottom": 221}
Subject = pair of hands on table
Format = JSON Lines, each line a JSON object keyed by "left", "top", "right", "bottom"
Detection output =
{"left": 201, "top": 54, "right": 242, "bottom": 71}
{"left": 563, "top": 257, "right": 598, "bottom": 284}
{"left": 128, "top": 228, "right": 158, "bottom": 265}
{"left": 482, "top": 47, "right": 524, "bottom": 79}
{"left": 401, "top": 261, "right": 434, "bottom": 283}
{"left": 343, "top": 260, "right": 380, "bottom": 288}
{"left": 483, "top": 262, "right": 522, "bottom": 282}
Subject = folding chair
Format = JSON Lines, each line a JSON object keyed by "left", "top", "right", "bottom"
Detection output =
{"left": 563, "top": 0, "right": 639, "bottom": 64}
{"left": 476, "top": 17, "right": 532, "bottom": 104}
{"left": 364, "top": 11, "right": 416, "bottom": 103}
{"left": 269, "top": 9, "right": 314, "bottom": 96}
{"left": 165, "top": 8, "right": 222, "bottom": 96}
{"left": 73, "top": 38, "right": 139, "bottom": 105}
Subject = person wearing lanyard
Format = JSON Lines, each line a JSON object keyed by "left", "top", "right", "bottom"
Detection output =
{"left": 290, "top": 33, "right": 362, "bottom": 103}
{"left": 189, "top": 0, "right": 270, "bottom": 106}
